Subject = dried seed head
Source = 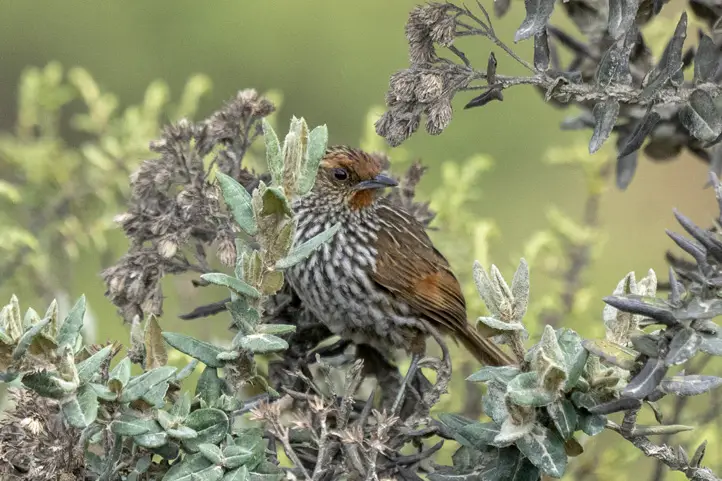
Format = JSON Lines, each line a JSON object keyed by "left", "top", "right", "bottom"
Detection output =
{"left": 425, "top": 98, "right": 453, "bottom": 135}
{"left": 430, "top": 15, "right": 456, "bottom": 46}
{"left": 415, "top": 73, "right": 444, "bottom": 103}
{"left": 389, "top": 70, "right": 418, "bottom": 102}
{"left": 216, "top": 233, "right": 237, "bottom": 267}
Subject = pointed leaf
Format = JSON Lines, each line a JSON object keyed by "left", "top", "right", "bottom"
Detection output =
{"left": 660, "top": 374, "right": 722, "bottom": 396}
{"left": 666, "top": 327, "right": 702, "bottom": 365}
{"left": 516, "top": 424, "right": 567, "bottom": 477}
{"left": 61, "top": 384, "right": 98, "bottom": 428}
{"left": 695, "top": 33, "right": 719, "bottom": 83}
{"left": 163, "top": 332, "right": 225, "bottom": 367}
{"left": 680, "top": 89, "right": 722, "bottom": 142}
{"left": 21, "top": 371, "right": 71, "bottom": 399}
{"left": 623, "top": 357, "right": 668, "bottom": 399}
{"left": 161, "top": 453, "right": 222, "bottom": 481}
{"left": 119, "top": 366, "right": 176, "bottom": 403}
{"left": 256, "top": 324, "right": 296, "bottom": 336}
{"left": 641, "top": 13, "right": 687, "bottom": 99}
{"left": 589, "top": 99, "right": 619, "bottom": 153}
{"left": 467, "top": 365, "right": 520, "bottom": 383}
{"left": 198, "top": 443, "right": 224, "bottom": 464}
{"left": 596, "top": 33, "right": 634, "bottom": 88}
{"left": 110, "top": 357, "right": 132, "bottom": 387}
{"left": 608, "top": 0, "right": 639, "bottom": 38}
{"left": 582, "top": 339, "right": 639, "bottom": 370}
{"left": 603, "top": 294, "right": 675, "bottom": 324}
{"left": 238, "top": 333, "right": 288, "bottom": 353}
{"left": 12, "top": 316, "right": 51, "bottom": 360}
{"left": 297, "top": 125, "right": 329, "bottom": 195}
{"left": 200, "top": 273, "right": 260, "bottom": 299}
{"left": 618, "top": 110, "right": 661, "bottom": 159}
{"left": 262, "top": 120, "right": 283, "bottom": 186}
{"left": 182, "top": 408, "right": 230, "bottom": 452}
{"left": 507, "top": 372, "right": 555, "bottom": 407}
{"left": 110, "top": 413, "right": 158, "bottom": 436}
{"left": 275, "top": 223, "right": 341, "bottom": 269}
{"left": 196, "top": 366, "right": 223, "bottom": 406}
{"left": 534, "top": 29, "right": 550, "bottom": 71}
{"left": 223, "top": 466, "right": 249, "bottom": 481}
{"left": 56, "top": 295, "right": 86, "bottom": 349}
{"left": 216, "top": 171, "right": 257, "bottom": 236}
{"left": 76, "top": 344, "right": 114, "bottom": 383}
{"left": 556, "top": 328, "right": 588, "bottom": 391}
{"left": 145, "top": 315, "right": 168, "bottom": 370}
{"left": 546, "top": 399, "right": 578, "bottom": 440}
{"left": 515, "top": 0, "right": 556, "bottom": 42}
{"left": 577, "top": 412, "right": 606, "bottom": 436}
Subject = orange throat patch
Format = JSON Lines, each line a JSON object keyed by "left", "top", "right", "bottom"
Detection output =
{"left": 348, "top": 190, "right": 375, "bottom": 210}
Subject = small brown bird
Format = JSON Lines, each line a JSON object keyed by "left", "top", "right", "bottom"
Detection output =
{"left": 286, "top": 146, "right": 513, "bottom": 368}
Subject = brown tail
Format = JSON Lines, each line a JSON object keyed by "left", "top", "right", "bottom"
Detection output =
{"left": 458, "top": 326, "right": 515, "bottom": 367}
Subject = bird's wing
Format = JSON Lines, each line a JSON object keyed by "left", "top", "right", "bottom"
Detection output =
{"left": 369, "top": 202, "right": 467, "bottom": 334}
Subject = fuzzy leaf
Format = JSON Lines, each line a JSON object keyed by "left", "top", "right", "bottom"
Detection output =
{"left": 145, "top": 315, "right": 168, "bottom": 370}
{"left": 546, "top": 399, "right": 578, "bottom": 440}
{"left": 216, "top": 171, "right": 257, "bottom": 236}
{"left": 76, "top": 344, "right": 114, "bottom": 383}
{"left": 61, "top": 384, "right": 98, "bottom": 428}
{"left": 666, "top": 327, "right": 702, "bottom": 365}
{"left": 198, "top": 444, "right": 224, "bottom": 464}
{"left": 200, "top": 273, "right": 260, "bottom": 299}
{"left": 695, "top": 34, "right": 719, "bottom": 83}
{"left": 110, "top": 357, "right": 132, "bottom": 387}
{"left": 641, "top": 13, "right": 688, "bottom": 99}
{"left": 603, "top": 294, "right": 675, "bottom": 325}
{"left": 582, "top": 339, "right": 639, "bottom": 370}
{"left": 162, "top": 453, "right": 223, "bottom": 481}
{"left": 534, "top": 29, "right": 550, "bottom": 71}
{"left": 275, "top": 223, "right": 341, "bottom": 269}
{"left": 608, "top": 0, "right": 638, "bottom": 38}
{"left": 256, "top": 324, "right": 296, "bottom": 336}
{"left": 516, "top": 424, "right": 567, "bottom": 477}
{"left": 700, "top": 330, "right": 722, "bottom": 355}
{"left": 238, "top": 333, "right": 288, "bottom": 353}
{"left": 511, "top": 258, "right": 530, "bottom": 320}
{"left": 556, "top": 328, "right": 588, "bottom": 391}
{"left": 223, "top": 467, "right": 249, "bottom": 481}
{"left": 224, "top": 436, "right": 264, "bottom": 469}
{"left": 588, "top": 397, "right": 642, "bottom": 415}
{"left": 183, "top": 408, "right": 230, "bottom": 452}
{"left": 262, "top": 120, "right": 283, "bottom": 186}
{"left": 56, "top": 295, "right": 86, "bottom": 349}
{"left": 143, "top": 381, "right": 169, "bottom": 408}
{"left": 623, "top": 357, "right": 668, "bottom": 399}
{"left": 163, "top": 332, "right": 225, "bottom": 368}
{"left": 507, "top": 372, "right": 555, "bottom": 407}
{"left": 477, "top": 317, "right": 526, "bottom": 331}
{"left": 467, "top": 365, "right": 520, "bottom": 383}
{"left": 12, "top": 316, "right": 51, "bottom": 360}
{"left": 196, "top": 366, "right": 223, "bottom": 406}
{"left": 515, "top": 0, "right": 556, "bottom": 42}
{"left": 660, "top": 374, "right": 722, "bottom": 396}
{"left": 111, "top": 413, "right": 159, "bottom": 436}
{"left": 21, "top": 371, "right": 71, "bottom": 399}
{"left": 680, "top": 89, "right": 722, "bottom": 142}
{"left": 577, "top": 412, "right": 606, "bottom": 436}
{"left": 297, "top": 124, "right": 329, "bottom": 195}
{"left": 457, "top": 421, "right": 502, "bottom": 450}
{"left": 589, "top": 99, "right": 619, "bottom": 153}
{"left": 483, "top": 382, "right": 510, "bottom": 424}
{"left": 596, "top": 35, "right": 633, "bottom": 88}
{"left": 260, "top": 186, "right": 292, "bottom": 217}
{"left": 617, "top": 110, "right": 661, "bottom": 158}
{"left": 119, "top": 366, "right": 176, "bottom": 403}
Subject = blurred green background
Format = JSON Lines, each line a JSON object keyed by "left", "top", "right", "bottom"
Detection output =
{"left": 0, "top": 1, "right": 719, "bottom": 479}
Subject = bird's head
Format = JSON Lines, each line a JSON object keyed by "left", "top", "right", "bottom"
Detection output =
{"left": 312, "top": 146, "right": 398, "bottom": 209}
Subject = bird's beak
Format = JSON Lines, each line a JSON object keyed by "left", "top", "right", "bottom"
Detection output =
{"left": 354, "top": 174, "right": 398, "bottom": 191}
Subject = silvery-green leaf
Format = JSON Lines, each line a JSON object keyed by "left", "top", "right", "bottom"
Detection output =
{"left": 494, "top": 417, "right": 534, "bottom": 446}
{"left": 161, "top": 453, "right": 224, "bottom": 481}
{"left": 42, "top": 299, "right": 59, "bottom": 339}
{"left": 665, "top": 327, "right": 702, "bottom": 365}
{"left": 680, "top": 90, "right": 722, "bottom": 142}
{"left": 56, "top": 295, "right": 86, "bottom": 349}
{"left": 641, "top": 13, "right": 687, "bottom": 99}
{"left": 699, "top": 330, "right": 722, "bottom": 355}
{"left": 256, "top": 324, "right": 296, "bottom": 336}
{"left": 275, "top": 223, "right": 340, "bottom": 269}
{"left": 262, "top": 119, "right": 283, "bottom": 186}
{"left": 110, "top": 357, "right": 132, "bottom": 387}
{"left": 297, "top": 124, "right": 329, "bottom": 195}
{"left": 176, "top": 359, "right": 200, "bottom": 382}
{"left": 119, "top": 366, "right": 176, "bottom": 403}
{"left": 162, "top": 332, "right": 225, "bottom": 368}
{"left": 61, "top": 384, "right": 98, "bottom": 428}
{"left": 510, "top": 258, "right": 530, "bottom": 320}
{"left": 227, "top": 298, "right": 259, "bottom": 335}
{"left": 589, "top": 99, "right": 620, "bottom": 154}
{"left": 694, "top": 34, "right": 719, "bottom": 83}
{"left": 467, "top": 365, "right": 520, "bottom": 383}
{"left": 23, "top": 307, "right": 39, "bottom": 330}
{"left": 133, "top": 420, "right": 169, "bottom": 448}
{"left": 596, "top": 34, "right": 634, "bottom": 88}
{"left": 556, "top": 328, "right": 588, "bottom": 391}
{"left": 142, "top": 381, "right": 169, "bottom": 408}
{"left": 577, "top": 412, "right": 606, "bottom": 436}
{"left": 608, "top": 0, "right": 638, "bottom": 38}
{"left": 238, "top": 333, "right": 288, "bottom": 353}
{"left": 260, "top": 186, "right": 292, "bottom": 217}
{"left": 496, "top": 447, "right": 541, "bottom": 481}
{"left": 546, "top": 399, "right": 578, "bottom": 440}
{"left": 631, "top": 334, "right": 662, "bottom": 357}
{"left": 21, "top": 371, "right": 69, "bottom": 399}
{"left": 677, "top": 298, "right": 722, "bottom": 320}
{"left": 223, "top": 437, "right": 264, "bottom": 469}
{"left": 167, "top": 426, "right": 199, "bottom": 440}
{"left": 582, "top": 339, "right": 638, "bottom": 370}
{"left": 90, "top": 383, "right": 117, "bottom": 401}
{"left": 196, "top": 366, "right": 223, "bottom": 407}
{"left": 182, "top": 408, "right": 229, "bottom": 452}
{"left": 0, "top": 327, "right": 12, "bottom": 344}
{"left": 223, "top": 466, "right": 249, "bottom": 481}
{"left": 515, "top": 0, "right": 556, "bottom": 42}
{"left": 483, "top": 381, "right": 510, "bottom": 424}
{"left": 200, "top": 273, "right": 260, "bottom": 299}
{"left": 215, "top": 171, "right": 257, "bottom": 236}
{"left": 603, "top": 294, "right": 675, "bottom": 325}
{"left": 457, "top": 421, "right": 502, "bottom": 450}
{"left": 477, "top": 317, "right": 526, "bottom": 331}
{"left": 110, "top": 413, "right": 158, "bottom": 436}
{"left": 570, "top": 391, "right": 600, "bottom": 411}
{"left": 198, "top": 443, "right": 224, "bottom": 464}
{"left": 12, "top": 316, "right": 51, "bottom": 360}
{"left": 534, "top": 29, "right": 550, "bottom": 71}
{"left": 473, "top": 261, "right": 503, "bottom": 317}
{"left": 659, "top": 374, "right": 722, "bottom": 396}
{"left": 437, "top": 413, "right": 476, "bottom": 443}
{"left": 76, "top": 344, "right": 114, "bottom": 383}
{"left": 623, "top": 357, "right": 668, "bottom": 399}
{"left": 516, "top": 424, "right": 567, "bottom": 477}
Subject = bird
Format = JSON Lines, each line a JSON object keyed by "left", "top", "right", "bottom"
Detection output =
{"left": 285, "top": 146, "right": 514, "bottom": 373}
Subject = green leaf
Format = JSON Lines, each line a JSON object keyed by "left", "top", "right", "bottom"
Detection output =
{"left": 238, "top": 333, "right": 289, "bottom": 353}
{"left": 659, "top": 374, "right": 722, "bottom": 396}
{"left": 223, "top": 466, "right": 249, "bottom": 481}
{"left": 166, "top": 425, "right": 200, "bottom": 440}
{"left": 467, "top": 365, "right": 520, "bottom": 383}
{"left": 546, "top": 399, "right": 578, "bottom": 440}
{"left": 196, "top": 366, "right": 224, "bottom": 406}
{"left": 201, "top": 273, "right": 260, "bottom": 299}
{"left": 516, "top": 424, "right": 567, "bottom": 477}
{"left": 507, "top": 372, "right": 555, "bottom": 407}
{"left": 256, "top": 324, "right": 296, "bottom": 336}
{"left": 216, "top": 171, "right": 257, "bottom": 236}
{"left": 224, "top": 436, "right": 264, "bottom": 469}
{"left": 21, "top": 371, "right": 72, "bottom": 399}
{"left": 119, "top": 366, "right": 176, "bottom": 403}
{"left": 12, "top": 316, "right": 51, "bottom": 360}
{"left": 142, "top": 381, "right": 170, "bottom": 408}
{"left": 110, "top": 357, "right": 132, "bottom": 387}
{"left": 476, "top": 316, "right": 526, "bottom": 331}
{"left": 42, "top": 299, "right": 60, "bottom": 339}
{"left": 110, "top": 413, "right": 159, "bottom": 436}
{"left": 134, "top": 421, "right": 169, "bottom": 448}
{"left": 482, "top": 381, "right": 510, "bottom": 425}
{"left": 577, "top": 412, "right": 606, "bottom": 436}
{"left": 556, "top": 328, "right": 588, "bottom": 391}
{"left": 172, "top": 392, "right": 193, "bottom": 418}
{"left": 61, "top": 384, "right": 98, "bottom": 428}
{"left": 297, "top": 124, "right": 329, "bottom": 195}
{"left": 56, "top": 295, "right": 86, "bottom": 349}
{"left": 198, "top": 443, "right": 224, "bottom": 464}
{"left": 457, "top": 422, "right": 502, "bottom": 450}
{"left": 260, "top": 186, "right": 292, "bottom": 217}
{"left": 183, "top": 408, "right": 230, "bottom": 452}
{"left": 76, "top": 344, "right": 114, "bottom": 383}
{"left": 582, "top": 339, "right": 639, "bottom": 370}
{"left": 176, "top": 359, "right": 200, "bottom": 381}
{"left": 163, "top": 332, "right": 225, "bottom": 367}
{"left": 262, "top": 119, "right": 283, "bottom": 186}
{"left": 275, "top": 223, "right": 341, "bottom": 269}
{"left": 90, "top": 383, "right": 118, "bottom": 401}
{"left": 162, "top": 453, "right": 218, "bottom": 481}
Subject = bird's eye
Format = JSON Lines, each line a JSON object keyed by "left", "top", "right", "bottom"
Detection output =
{"left": 333, "top": 168, "right": 349, "bottom": 181}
